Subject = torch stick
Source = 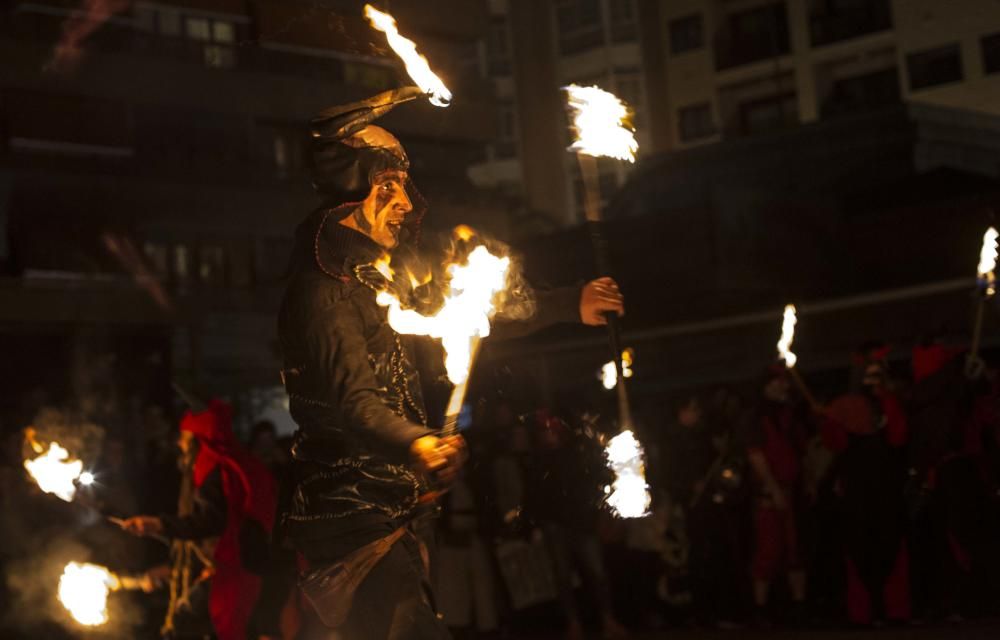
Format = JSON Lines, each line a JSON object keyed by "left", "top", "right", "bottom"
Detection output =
{"left": 441, "top": 337, "right": 481, "bottom": 437}
{"left": 578, "top": 153, "right": 632, "bottom": 430}
{"left": 787, "top": 366, "right": 822, "bottom": 414}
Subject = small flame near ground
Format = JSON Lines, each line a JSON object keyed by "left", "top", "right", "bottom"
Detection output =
{"left": 604, "top": 430, "right": 650, "bottom": 518}
{"left": 600, "top": 348, "right": 634, "bottom": 390}
{"left": 363, "top": 4, "right": 452, "bottom": 107}
{"left": 23, "top": 430, "right": 84, "bottom": 502}
{"left": 563, "top": 84, "right": 638, "bottom": 162}
{"left": 777, "top": 304, "right": 798, "bottom": 368}
{"left": 58, "top": 561, "right": 120, "bottom": 627}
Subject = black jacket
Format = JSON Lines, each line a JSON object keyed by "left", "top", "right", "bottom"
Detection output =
{"left": 278, "top": 210, "right": 580, "bottom": 556}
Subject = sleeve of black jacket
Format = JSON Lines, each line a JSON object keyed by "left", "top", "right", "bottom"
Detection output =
{"left": 489, "top": 285, "right": 582, "bottom": 342}
{"left": 306, "top": 288, "right": 432, "bottom": 447}
{"left": 160, "top": 468, "right": 227, "bottom": 540}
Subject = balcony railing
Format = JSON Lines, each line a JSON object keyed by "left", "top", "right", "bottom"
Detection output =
{"left": 809, "top": 1, "right": 892, "bottom": 48}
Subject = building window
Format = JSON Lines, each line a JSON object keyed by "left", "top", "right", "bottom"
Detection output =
{"left": 199, "top": 245, "right": 226, "bottom": 286}
{"left": 983, "top": 32, "right": 1000, "bottom": 75}
{"left": 716, "top": 3, "right": 790, "bottom": 70}
{"left": 820, "top": 67, "right": 900, "bottom": 119}
{"left": 809, "top": 0, "right": 892, "bottom": 48}
{"left": 614, "top": 69, "right": 643, "bottom": 129}
{"left": 669, "top": 14, "right": 703, "bottom": 54}
{"left": 678, "top": 103, "right": 716, "bottom": 142}
{"left": 180, "top": 15, "right": 237, "bottom": 68}
{"left": 174, "top": 244, "right": 192, "bottom": 285}
{"left": 907, "top": 44, "right": 963, "bottom": 90}
{"left": 487, "top": 17, "right": 512, "bottom": 76}
{"left": 608, "top": 0, "right": 637, "bottom": 43}
{"left": 143, "top": 242, "right": 170, "bottom": 279}
{"left": 556, "top": 0, "right": 604, "bottom": 55}
{"left": 494, "top": 103, "right": 517, "bottom": 159}
{"left": 739, "top": 93, "right": 798, "bottom": 136}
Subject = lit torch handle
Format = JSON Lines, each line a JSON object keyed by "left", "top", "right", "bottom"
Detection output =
{"left": 440, "top": 337, "right": 481, "bottom": 438}
{"left": 786, "top": 365, "right": 823, "bottom": 414}
{"left": 578, "top": 154, "right": 632, "bottom": 430}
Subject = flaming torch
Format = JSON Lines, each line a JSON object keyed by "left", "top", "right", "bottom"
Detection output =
{"left": 968, "top": 226, "right": 998, "bottom": 376}
{"left": 58, "top": 561, "right": 120, "bottom": 627}
{"left": 375, "top": 236, "right": 511, "bottom": 430}
{"left": 23, "top": 428, "right": 85, "bottom": 502}
{"left": 564, "top": 85, "right": 649, "bottom": 517}
{"left": 600, "top": 348, "right": 634, "bottom": 391}
{"left": 364, "top": 4, "right": 452, "bottom": 107}
{"left": 776, "top": 305, "right": 821, "bottom": 412}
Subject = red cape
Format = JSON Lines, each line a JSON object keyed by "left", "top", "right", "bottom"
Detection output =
{"left": 180, "top": 399, "right": 277, "bottom": 640}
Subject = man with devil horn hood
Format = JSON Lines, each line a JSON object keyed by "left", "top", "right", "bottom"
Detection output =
{"left": 276, "top": 87, "right": 625, "bottom": 639}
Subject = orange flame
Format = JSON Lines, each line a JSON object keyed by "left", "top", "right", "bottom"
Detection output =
{"left": 364, "top": 4, "right": 452, "bottom": 107}
{"left": 58, "top": 561, "right": 121, "bottom": 626}
{"left": 777, "top": 304, "right": 798, "bottom": 368}
{"left": 564, "top": 85, "right": 638, "bottom": 162}
{"left": 23, "top": 429, "right": 84, "bottom": 502}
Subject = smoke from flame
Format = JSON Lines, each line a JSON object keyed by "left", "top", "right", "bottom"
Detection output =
{"left": 47, "top": 0, "right": 132, "bottom": 73}
{"left": 564, "top": 85, "right": 638, "bottom": 162}
{"left": 364, "top": 4, "right": 452, "bottom": 107}
{"left": 58, "top": 562, "right": 120, "bottom": 626}
{"left": 23, "top": 429, "right": 84, "bottom": 502}
{"left": 376, "top": 245, "right": 510, "bottom": 384}
{"left": 604, "top": 430, "right": 650, "bottom": 518}
{"left": 777, "top": 304, "right": 798, "bottom": 368}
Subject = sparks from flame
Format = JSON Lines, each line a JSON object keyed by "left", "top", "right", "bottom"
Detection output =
{"left": 563, "top": 84, "right": 638, "bottom": 162}
{"left": 58, "top": 561, "right": 120, "bottom": 627}
{"left": 777, "top": 304, "right": 798, "bottom": 368}
{"left": 977, "top": 227, "right": 998, "bottom": 296}
{"left": 604, "top": 430, "right": 650, "bottom": 518}
{"left": 364, "top": 4, "right": 452, "bottom": 107}
{"left": 23, "top": 430, "right": 84, "bottom": 501}
{"left": 376, "top": 245, "right": 510, "bottom": 384}
{"left": 600, "top": 349, "right": 634, "bottom": 390}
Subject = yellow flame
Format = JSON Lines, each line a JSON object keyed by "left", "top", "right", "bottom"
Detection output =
{"left": 600, "top": 349, "right": 634, "bottom": 390}
{"left": 454, "top": 225, "right": 475, "bottom": 241}
{"left": 977, "top": 227, "right": 998, "bottom": 296}
{"left": 373, "top": 253, "right": 395, "bottom": 281}
{"left": 777, "top": 304, "right": 798, "bottom": 368}
{"left": 364, "top": 4, "right": 452, "bottom": 107}
{"left": 564, "top": 84, "right": 638, "bottom": 162}
{"left": 58, "top": 562, "right": 120, "bottom": 627}
{"left": 604, "top": 430, "right": 650, "bottom": 518}
{"left": 23, "top": 435, "right": 84, "bottom": 502}
{"left": 376, "top": 245, "right": 509, "bottom": 384}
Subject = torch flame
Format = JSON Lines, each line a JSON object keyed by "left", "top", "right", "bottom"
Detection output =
{"left": 564, "top": 84, "right": 638, "bottom": 162}
{"left": 777, "top": 304, "right": 798, "bottom": 368}
{"left": 376, "top": 245, "right": 510, "bottom": 384}
{"left": 604, "top": 430, "right": 650, "bottom": 518}
{"left": 600, "top": 348, "right": 634, "bottom": 390}
{"left": 364, "top": 4, "right": 452, "bottom": 107}
{"left": 58, "top": 561, "right": 120, "bottom": 627}
{"left": 23, "top": 431, "right": 84, "bottom": 502}
{"left": 977, "top": 227, "right": 998, "bottom": 296}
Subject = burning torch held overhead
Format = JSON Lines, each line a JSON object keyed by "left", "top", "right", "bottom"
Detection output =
{"left": 977, "top": 226, "right": 998, "bottom": 296}
{"left": 605, "top": 430, "right": 651, "bottom": 518}
{"left": 563, "top": 84, "right": 638, "bottom": 162}
{"left": 777, "top": 304, "right": 798, "bottom": 368}
{"left": 364, "top": 4, "right": 452, "bottom": 107}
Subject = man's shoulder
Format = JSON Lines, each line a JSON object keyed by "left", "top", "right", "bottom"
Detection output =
{"left": 284, "top": 269, "right": 365, "bottom": 305}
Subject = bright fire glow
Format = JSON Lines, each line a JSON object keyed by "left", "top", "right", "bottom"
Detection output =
{"left": 24, "top": 435, "right": 84, "bottom": 502}
{"left": 777, "top": 304, "right": 798, "bottom": 368}
{"left": 604, "top": 430, "right": 650, "bottom": 518}
{"left": 364, "top": 4, "right": 452, "bottom": 107}
{"left": 600, "top": 349, "right": 634, "bottom": 390}
{"left": 563, "top": 84, "right": 638, "bottom": 162}
{"left": 58, "top": 562, "right": 120, "bottom": 627}
{"left": 376, "top": 245, "right": 510, "bottom": 384}
{"left": 977, "top": 227, "right": 998, "bottom": 296}
{"left": 79, "top": 471, "right": 95, "bottom": 486}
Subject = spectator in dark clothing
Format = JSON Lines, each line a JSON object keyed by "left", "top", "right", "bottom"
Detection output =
{"left": 823, "top": 346, "right": 910, "bottom": 625}
{"left": 744, "top": 368, "right": 809, "bottom": 623}
{"left": 524, "top": 409, "right": 627, "bottom": 640}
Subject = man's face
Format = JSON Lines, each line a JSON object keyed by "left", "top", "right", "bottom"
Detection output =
{"left": 352, "top": 170, "right": 413, "bottom": 249}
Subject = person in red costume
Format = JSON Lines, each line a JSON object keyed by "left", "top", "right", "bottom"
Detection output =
{"left": 122, "top": 398, "right": 277, "bottom": 640}
{"left": 822, "top": 345, "right": 910, "bottom": 626}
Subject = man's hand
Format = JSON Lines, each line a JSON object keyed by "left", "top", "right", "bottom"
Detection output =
{"left": 410, "top": 434, "right": 467, "bottom": 484}
{"left": 580, "top": 277, "right": 624, "bottom": 326}
{"left": 120, "top": 515, "right": 164, "bottom": 537}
